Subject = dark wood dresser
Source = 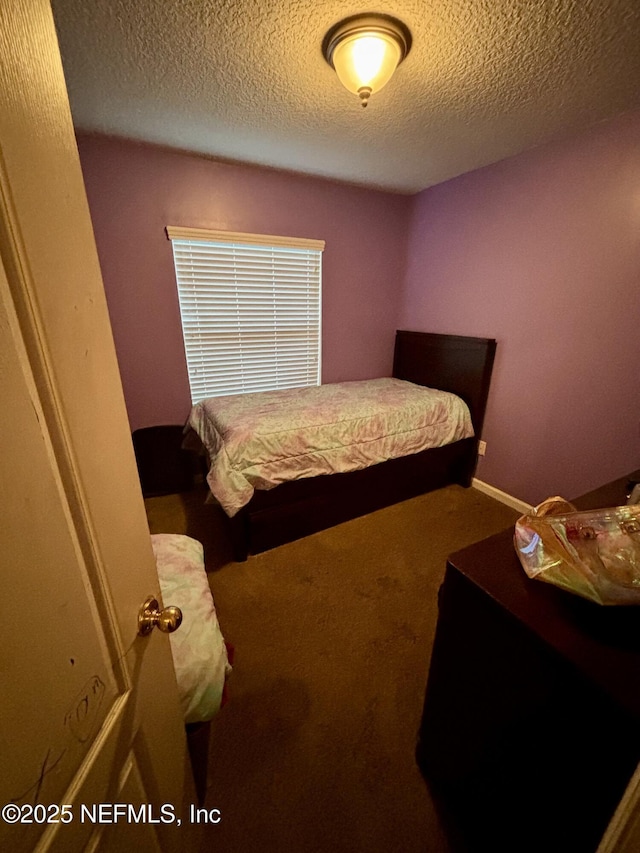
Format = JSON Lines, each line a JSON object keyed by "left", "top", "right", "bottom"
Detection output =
{"left": 417, "top": 471, "right": 640, "bottom": 853}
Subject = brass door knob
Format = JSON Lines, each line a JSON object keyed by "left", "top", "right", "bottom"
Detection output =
{"left": 138, "top": 595, "right": 183, "bottom": 636}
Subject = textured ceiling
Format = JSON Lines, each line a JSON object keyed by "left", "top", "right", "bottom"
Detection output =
{"left": 51, "top": 0, "right": 640, "bottom": 194}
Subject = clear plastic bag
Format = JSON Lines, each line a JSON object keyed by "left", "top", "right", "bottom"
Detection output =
{"left": 514, "top": 497, "right": 640, "bottom": 605}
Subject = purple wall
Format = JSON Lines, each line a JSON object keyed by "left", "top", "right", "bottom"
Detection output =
{"left": 79, "top": 112, "right": 640, "bottom": 505}
{"left": 401, "top": 110, "right": 640, "bottom": 504}
{"left": 77, "top": 134, "right": 411, "bottom": 431}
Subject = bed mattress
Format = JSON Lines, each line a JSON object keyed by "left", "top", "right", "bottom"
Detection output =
{"left": 187, "top": 377, "right": 474, "bottom": 517}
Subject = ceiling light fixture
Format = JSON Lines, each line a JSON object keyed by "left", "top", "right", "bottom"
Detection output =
{"left": 322, "top": 13, "right": 412, "bottom": 108}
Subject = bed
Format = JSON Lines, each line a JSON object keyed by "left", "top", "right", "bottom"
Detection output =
{"left": 187, "top": 330, "right": 496, "bottom": 560}
{"left": 152, "top": 533, "right": 231, "bottom": 723}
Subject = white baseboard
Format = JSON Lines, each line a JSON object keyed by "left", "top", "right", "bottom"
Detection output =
{"left": 472, "top": 478, "right": 533, "bottom": 515}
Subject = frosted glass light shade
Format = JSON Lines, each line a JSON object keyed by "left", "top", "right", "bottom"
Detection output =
{"left": 332, "top": 32, "right": 402, "bottom": 95}
{"left": 323, "top": 14, "right": 412, "bottom": 107}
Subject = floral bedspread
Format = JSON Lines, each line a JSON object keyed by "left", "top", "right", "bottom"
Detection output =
{"left": 187, "top": 378, "right": 474, "bottom": 517}
{"left": 152, "top": 534, "right": 231, "bottom": 723}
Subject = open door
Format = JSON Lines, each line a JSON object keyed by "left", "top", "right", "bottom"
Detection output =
{"left": 0, "top": 2, "right": 192, "bottom": 850}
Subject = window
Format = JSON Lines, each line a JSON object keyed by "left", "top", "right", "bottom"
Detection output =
{"left": 167, "top": 226, "right": 324, "bottom": 403}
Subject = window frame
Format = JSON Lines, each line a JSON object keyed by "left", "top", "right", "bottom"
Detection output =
{"left": 167, "top": 226, "right": 324, "bottom": 403}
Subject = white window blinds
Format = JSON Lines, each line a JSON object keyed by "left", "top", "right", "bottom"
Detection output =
{"left": 167, "top": 227, "right": 324, "bottom": 403}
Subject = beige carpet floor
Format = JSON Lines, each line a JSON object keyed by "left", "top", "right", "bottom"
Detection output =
{"left": 145, "top": 483, "right": 520, "bottom": 853}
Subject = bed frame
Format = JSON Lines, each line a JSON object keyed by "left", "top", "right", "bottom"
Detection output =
{"left": 224, "top": 331, "right": 496, "bottom": 561}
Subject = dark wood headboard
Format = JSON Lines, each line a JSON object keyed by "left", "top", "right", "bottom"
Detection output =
{"left": 392, "top": 330, "right": 497, "bottom": 437}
